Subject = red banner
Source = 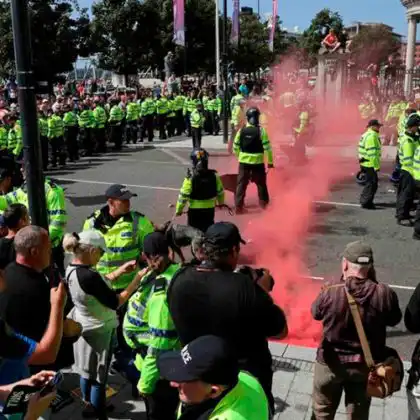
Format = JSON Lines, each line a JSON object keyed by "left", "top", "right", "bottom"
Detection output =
{"left": 173, "top": 0, "right": 185, "bottom": 46}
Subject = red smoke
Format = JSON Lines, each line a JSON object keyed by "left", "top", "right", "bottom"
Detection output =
{"left": 238, "top": 59, "right": 362, "bottom": 347}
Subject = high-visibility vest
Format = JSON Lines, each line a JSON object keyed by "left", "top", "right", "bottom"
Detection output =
{"left": 83, "top": 209, "right": 155, "bottom": 289}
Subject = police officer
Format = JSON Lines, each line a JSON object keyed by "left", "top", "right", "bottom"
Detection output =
{"left": 140, "top": 90, "right": 155, "bottom": 143}
{"left": 0, "top": 173, "right": 68, "bottom": 273}
{"left": 125, "top": 96, "right": 140, "bottom": 144}
{"left": 175, "top": 148, "right": 225, "bottom": 232}
{"left": 78, "top": 103, "right": 95, "bottom": 157}
{"left": 396, "top": 113, "right": 420, "bottom": 225}
{"left": 48, "top": 106, "right": 66, "bottom": 167}
{"left": 292, "top": 101, "right": 313, "bottom": 165}
{"left": 190, "top": 102, "right": 205, "bottom": 149}
{"left": 155, "top": 94, "right": 168, "bottom": 140}
{"left": 123, "top": 232, "right": 180, "bottom": 420}
{"left": 93, "top": 99, "right": 107, "bottom": 153}
{"left": 63, "top": 104, "right": 79, "bottom": 162}
{"left": 358, "top": 119, "right": 382, "bottom": 209}
{"left": 109, "top": 99, "right": 124, "bottom": 150}
{"left": 412, "top": 141, "right": 420, "bottom": 239}
{"left": 83, "top": 184, "right": 155, "bottom": 360}
{"left": 233, "top": 107, "right": 274, "bottom": 213}
{"left": 38, "top": 109, "right": 49, "bottom": 170}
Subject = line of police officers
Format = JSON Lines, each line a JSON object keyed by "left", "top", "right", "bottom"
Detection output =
{"left": 0, "top": 93, "right": 276, "bottom": 418}
{"left": 358, "top": 110, "right": 420, "bottom": 240}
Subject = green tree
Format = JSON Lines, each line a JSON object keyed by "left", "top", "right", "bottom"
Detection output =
{"left": 91, "top": 0, "right": 151, "bottom": 82}
{"left": 299, "top": 8, "right": 344, "bottom": 66}
{"left": 350, "top": 24, "right": 401, "bottom": 67}
{"left": 0, "top": 0, "right": 90, "bottom": 88}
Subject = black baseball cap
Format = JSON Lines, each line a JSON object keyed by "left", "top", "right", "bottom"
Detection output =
{"left": 158, "top": 335, "right": 239, "bottom": 385}
{"left": 143, "top": 232, "right": 169, "bottom": 256}
{"left": 205, "top": 222, "right": 246, "bottom": 249}
{"left": 367, "top": 119, "right": 382, "bottom": 128}
{"left": 105, "top": 184, "right": 137, "bottom": 200}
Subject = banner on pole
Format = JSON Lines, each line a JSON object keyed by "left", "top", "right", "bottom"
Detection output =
{"left": 173, "top": 0, "right": 185, "bottom": 46}
{"left": 268, "top": 0, "right": 278, "bottom": 52}
{"left": 231, "top": 0, "right": 240, "bottom": 46}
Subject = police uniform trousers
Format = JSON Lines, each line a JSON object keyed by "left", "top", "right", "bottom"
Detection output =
{"left": 204, "top": 110, "right": 212, "bottom": 133}
{"left": 187, "top": 208, "right": 215, "bottom": 232}
{"left": 50, "top": 136, "right": 66, "bottom": 167}
{"left": 184, "top": 112, "right": 192, "bottom": 137}
{"left": 126, "top": 120, "right": 138, "bottom": 144}
{"left": 95, "top": 127, "right": 107, "bottom": 153}
{"left": 167, "top": 117, "right": 176, "bottom": 138}
{"left": 80, "top": 127, "right": 94, "bottom": 156}
{"left": 64, "top": 126, "right": 79, "bottom": 162}
{"left": 235, "top": 163, "right": 269, "bottom": 209}
{"left": 413, "top": 181, "right": 420, "bottom": 238}
{"left": 157, "top": 114, "right": 167, "bottom": 140}
{"left": 141, "top": 115, "right": 154, "bottom": 142}
{"left": 110, "top": 124, "right": 123, "bottom": 150}
{"left": 359, "top": 166, "right": 378, "bottom": 208}
{"left": 175, "top": 110, "right": 184, "bottom": 135}
{"left": 40, "top": 135, "right": 49, "bottom": 170}
{"left": 396, "top": 169, "right": 416, "bottom": 221}
{"left": 211, "top": 111, "right": 220, "bottom": 135}
{"left": 191, "top": 127, "right": 202, "bottom": 149}
{"left": 144, "top": 379, "right": 179, "bottom": 420}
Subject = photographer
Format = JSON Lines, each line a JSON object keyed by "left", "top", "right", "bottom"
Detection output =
{"left": 167, "top": 221, "right": 287, "bottom": 412}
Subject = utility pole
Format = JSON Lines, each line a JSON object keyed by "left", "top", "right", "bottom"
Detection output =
{"left": 215, "top": 0, "right": 220, "bottom": 88}
{"left": 222, "top": 0, "right": 229, "bottom": 144}
{"left": 10, "top": 0, "right": 48, "bottom": 229}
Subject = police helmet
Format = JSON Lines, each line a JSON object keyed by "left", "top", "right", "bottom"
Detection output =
{"left": 356, "top": 171, "right": 367, "bottom": 186}
{"left": 246, "top": 107, "right": 260, "bottom": 126}
{"left": 406, "top": 113, "right": 420, "bottom": 128}
{"left": 190, "top": 148, "right": 209, "bottom": 170}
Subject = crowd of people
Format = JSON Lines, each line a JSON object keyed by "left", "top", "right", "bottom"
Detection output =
{"left": 2, "top": 71, "right": 420, "bottom": 420}
{"left": 0, "top": 76, "right": 262, "bottom": 170}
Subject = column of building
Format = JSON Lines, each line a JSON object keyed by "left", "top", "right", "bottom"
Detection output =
{"left": 405, "top": 16, "right": 418, "bottom": 97}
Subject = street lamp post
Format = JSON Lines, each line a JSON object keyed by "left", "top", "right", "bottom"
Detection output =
{"left": 222, "top": 0, "right": 229, "bottom": 144}
{"left": 215, "top": 0, "right": 221, "bottom": 88}
{"left": 10, "top": 0, "right": 48, "bottom": 229}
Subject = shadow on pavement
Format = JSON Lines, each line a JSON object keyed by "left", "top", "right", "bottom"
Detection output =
{"left": 67, "top": 195, "right": 106, "bottom": 207}
{"left": 272, "top": 358, "right": 300, "bottom": 373}
{"left": 274, "top": 397, "right": 290, "bottom": 414}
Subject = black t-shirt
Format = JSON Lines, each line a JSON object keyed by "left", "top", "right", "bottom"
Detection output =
{"left": 0, "top": 262, "right": 51, "bottom": 342}
{"left": 167, "top": 266, "right": 286, "bottom": 378}
{"left": 67, "top": 264, "right": 119, "bottom": 310}
{"left": 0, "top": 237, "right": 16, "bottom": 269}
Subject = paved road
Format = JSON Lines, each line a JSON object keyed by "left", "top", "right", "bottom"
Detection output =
{"left": 44, "top": 139, "right": 420, "bottom": 420}
{"left": 46, "top": 141, "right": 418, "bottom": 360}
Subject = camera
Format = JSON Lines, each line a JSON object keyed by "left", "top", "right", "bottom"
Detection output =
{"left": 235, "top": 265, "right": 275, "bottom": 291}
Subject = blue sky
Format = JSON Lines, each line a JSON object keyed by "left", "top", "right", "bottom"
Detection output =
{"left": 80, "top": 0, "right": 409, "bottom": 37}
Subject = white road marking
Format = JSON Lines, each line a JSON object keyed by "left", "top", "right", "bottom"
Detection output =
{"left": 314, "top": 200, "right": 360, "bottom": 208}
{"left": 160, "top": 148, "right": 191, "bottom": 166}
{"left": 88, "top": 156, "right": 188, "bottom": 165}
{"left": 304, "top": 275, "right": 415, "bottom": 291}
{"left": 55, "top": 177, "right": 179, "bottom": 192}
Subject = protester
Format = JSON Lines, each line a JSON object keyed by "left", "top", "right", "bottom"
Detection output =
{"left": 167, "top": 221, "right": 288, "bottom": 413}
{"left": 0, "top": 226, "right": 56, "bottom": 344}
{"left": 158, "top": 335, "right": 269, "bottom": 419}
{"left": 63, "top": 230, "right": 148, "bottom": 419}
{"left": 311, "top": 241, "right": 402, "bottom": 420}
{"left": 0, "top": 204, "right": 29, "bottom": 269}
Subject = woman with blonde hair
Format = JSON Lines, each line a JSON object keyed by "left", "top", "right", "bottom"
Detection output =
{"left": 63, "top": 230, "right": 147, "bottom": 419}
